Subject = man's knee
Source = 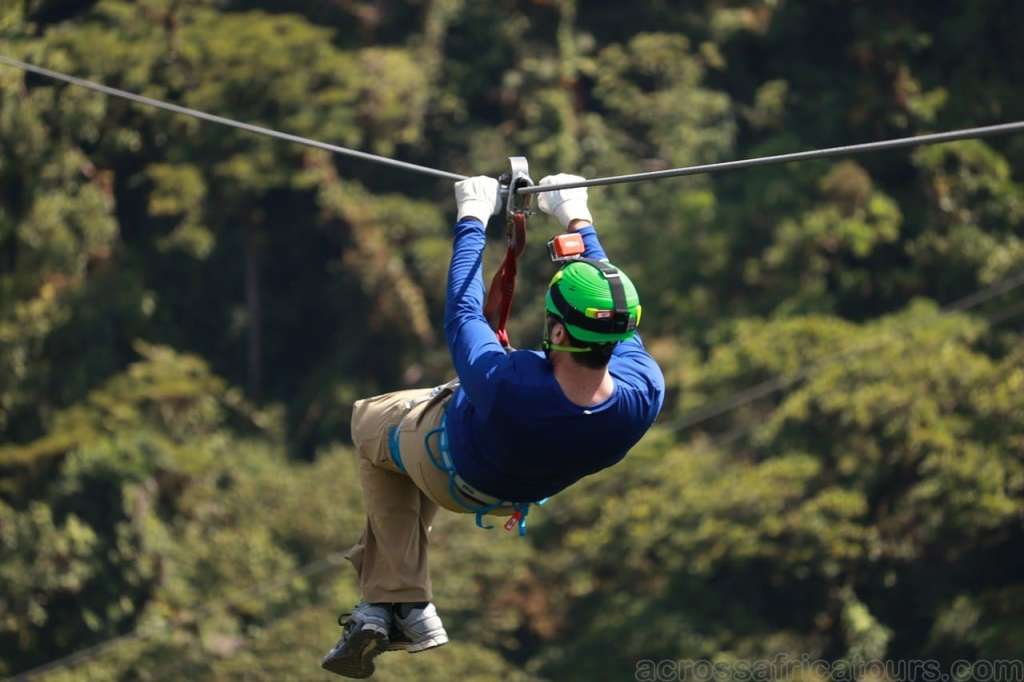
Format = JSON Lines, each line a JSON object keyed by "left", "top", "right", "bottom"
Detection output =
{"left": 351, "top": 396, "right": 394, "bottom": 451}
{"left": 350, "top": 398, "right": 369, "bottom": 447}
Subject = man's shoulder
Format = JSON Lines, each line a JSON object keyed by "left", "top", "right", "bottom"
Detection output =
{"left": 508, "top": 348, "right": 547, "bottom": 364}
{"left": 609, "top": 351, "right": 665, "bottom": 394}
{"left": 485, "top": 349, "right": 558, "bottom": 404}
{"left": 503, "top": 349, "right": 552, "bottom": 383}
{"left": 459, "top": 348, "right": 550, "bottom": 393}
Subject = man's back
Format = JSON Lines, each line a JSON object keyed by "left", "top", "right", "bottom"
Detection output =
{"left": 447, "top": 341, "right": 663, "bottom": 501}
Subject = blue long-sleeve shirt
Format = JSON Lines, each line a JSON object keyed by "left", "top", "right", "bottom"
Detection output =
{"left": 444, "top": 218, "right": 665, "bottom": 502}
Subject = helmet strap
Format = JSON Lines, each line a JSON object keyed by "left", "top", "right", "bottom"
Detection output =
{"left": 579, "top": 258, "right": 630, "bottom": 333}
{"left": 543, "top": 339, "right": 590, "bottom": 354}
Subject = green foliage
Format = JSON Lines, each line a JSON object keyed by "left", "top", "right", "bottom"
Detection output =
{"left": 593, "top": 33, "right": 735, "bottom": 168}
{"left": 909, "top": 141, "right": 1024, "bottom": 285}
{"left": 2, "top": 0, "right": 1023, "bottom": 679}
{"left": 751, "top": 161, "right": 903, "bottom": 313}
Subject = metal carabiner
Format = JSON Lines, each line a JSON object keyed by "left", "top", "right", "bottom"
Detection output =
{"left": 502, "top": 156, "right": 534, "bottom": 216}
{"left": 497, "top": 156, "right": 533, "bottom": 253}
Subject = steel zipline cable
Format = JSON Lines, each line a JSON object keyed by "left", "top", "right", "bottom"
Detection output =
{"left": 5, "top": 55, "right": 1024, "bottom": 191}
{"left": 0, "top": 55, "right": 467, "bottom": 182}
{"left": 517, "top": 121, "right": 1024, "bottom": 194}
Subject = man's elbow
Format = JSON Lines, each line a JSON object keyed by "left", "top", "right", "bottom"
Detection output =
{"left": 443, "top": 316, "right": 460, "bottom": 350}
{"left": 444, "top": 314, "right": 476, "bottom": 350}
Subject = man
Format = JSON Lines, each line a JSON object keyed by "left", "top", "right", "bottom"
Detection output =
{"left": 322, "top": 174, "right": 664, "bottom": 678}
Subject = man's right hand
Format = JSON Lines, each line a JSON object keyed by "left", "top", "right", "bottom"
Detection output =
{"left": 537, "top": 174, "right": 593, "bottom": 229}
{"left": 454, "top": 176, "right": 500, "bottom": 224}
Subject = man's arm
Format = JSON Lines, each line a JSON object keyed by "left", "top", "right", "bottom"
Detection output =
{"left": 568, "top": 221, "right": 607, "bottom": 261}
{"left": 539, "top": 175, "right": 607, "bottom": 262}
{"left": 445, "top": 178, "right": 508, "bottom": 416}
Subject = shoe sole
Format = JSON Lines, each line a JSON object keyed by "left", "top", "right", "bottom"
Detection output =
{"left": 321, "top": 627, "right": 388, "bottom": 679}
{"left": 385, "top": 639, "right": 412, "bottom": 652}
{"left": 407, "top": 634, "right": 449, "bottom": 653}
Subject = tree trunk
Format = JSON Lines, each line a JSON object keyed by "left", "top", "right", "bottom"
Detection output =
{"left": 245, "top": 222, "right": 262, "bottom": 400}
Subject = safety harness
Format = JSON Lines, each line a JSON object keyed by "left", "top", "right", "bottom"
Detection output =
{"left": 386, "top": 399, "right": 547, "bottom": 537}
{"left": 424, "top": 415, "right": 546, "bottom": 536}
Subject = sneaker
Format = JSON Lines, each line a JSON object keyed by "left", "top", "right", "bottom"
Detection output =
{"left": 321, "top": 603, "right": 391, "bottom": 678}
{"left": 384, "top": 622, "right": 414, "bottom": 652}
{"left": 392, "top": 602, "right": 449, "bottom": 653}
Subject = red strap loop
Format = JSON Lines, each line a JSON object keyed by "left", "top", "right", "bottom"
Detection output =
{"left": 484, "top": 211, "right": 527, "bottom": 348}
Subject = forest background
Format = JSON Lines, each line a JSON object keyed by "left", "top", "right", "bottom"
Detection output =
{"left": 1, "top": 0, "right": 1023, "bottom": 680}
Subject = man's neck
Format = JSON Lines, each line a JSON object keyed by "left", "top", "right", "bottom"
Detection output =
{"left": 550, "top": 353, "right": 614, "bottom": 407}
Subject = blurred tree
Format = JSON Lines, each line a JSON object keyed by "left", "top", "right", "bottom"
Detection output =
{"left": 1, "top": 0, "right": 1023, "bottom": 678}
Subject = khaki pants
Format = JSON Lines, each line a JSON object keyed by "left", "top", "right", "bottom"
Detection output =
{"left": 345, "top": 384, "right": 513, "bottom": 603}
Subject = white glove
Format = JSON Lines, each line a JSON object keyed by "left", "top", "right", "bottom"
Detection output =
{"left": 454, "top": 176, "right": 500, "bottom": 224}
{"left": 536, "top": 174, "right": 593, "bottom": 229}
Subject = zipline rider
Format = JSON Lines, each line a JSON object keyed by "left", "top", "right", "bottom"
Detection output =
{"left": 322, "top": 174, "right": 665, "bottom": 679}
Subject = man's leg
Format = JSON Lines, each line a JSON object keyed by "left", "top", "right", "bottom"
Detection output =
{"left": 348, "top": 385, "right": 518, "bottom": 590}
{"left": 346, "top": 389, "right": 439, "bottom": 602}
{"left": 324, "top": 390, "right": 440, "bottom": 677}
{"left": 350, "top": 450, "right": 437, "bottom": 602}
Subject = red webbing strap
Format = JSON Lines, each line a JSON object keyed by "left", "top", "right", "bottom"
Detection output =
{"left": 483, "top": 211, "right": 527, "bottom": 348}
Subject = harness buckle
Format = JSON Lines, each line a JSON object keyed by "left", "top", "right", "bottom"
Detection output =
{"left": 504, "top": 511, "right": 522, "bottom": 532}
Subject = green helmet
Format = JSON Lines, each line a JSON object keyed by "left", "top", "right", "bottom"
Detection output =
{"left": 544, "top": 258, "right": 642, "bottom": 345}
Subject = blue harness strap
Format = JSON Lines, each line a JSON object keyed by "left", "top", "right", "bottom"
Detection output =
{"left": 419, "top": 413, "right": 545, "bottom": 537}
{"left": 387, "top": 425, "right": 406, "bottom": 473}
